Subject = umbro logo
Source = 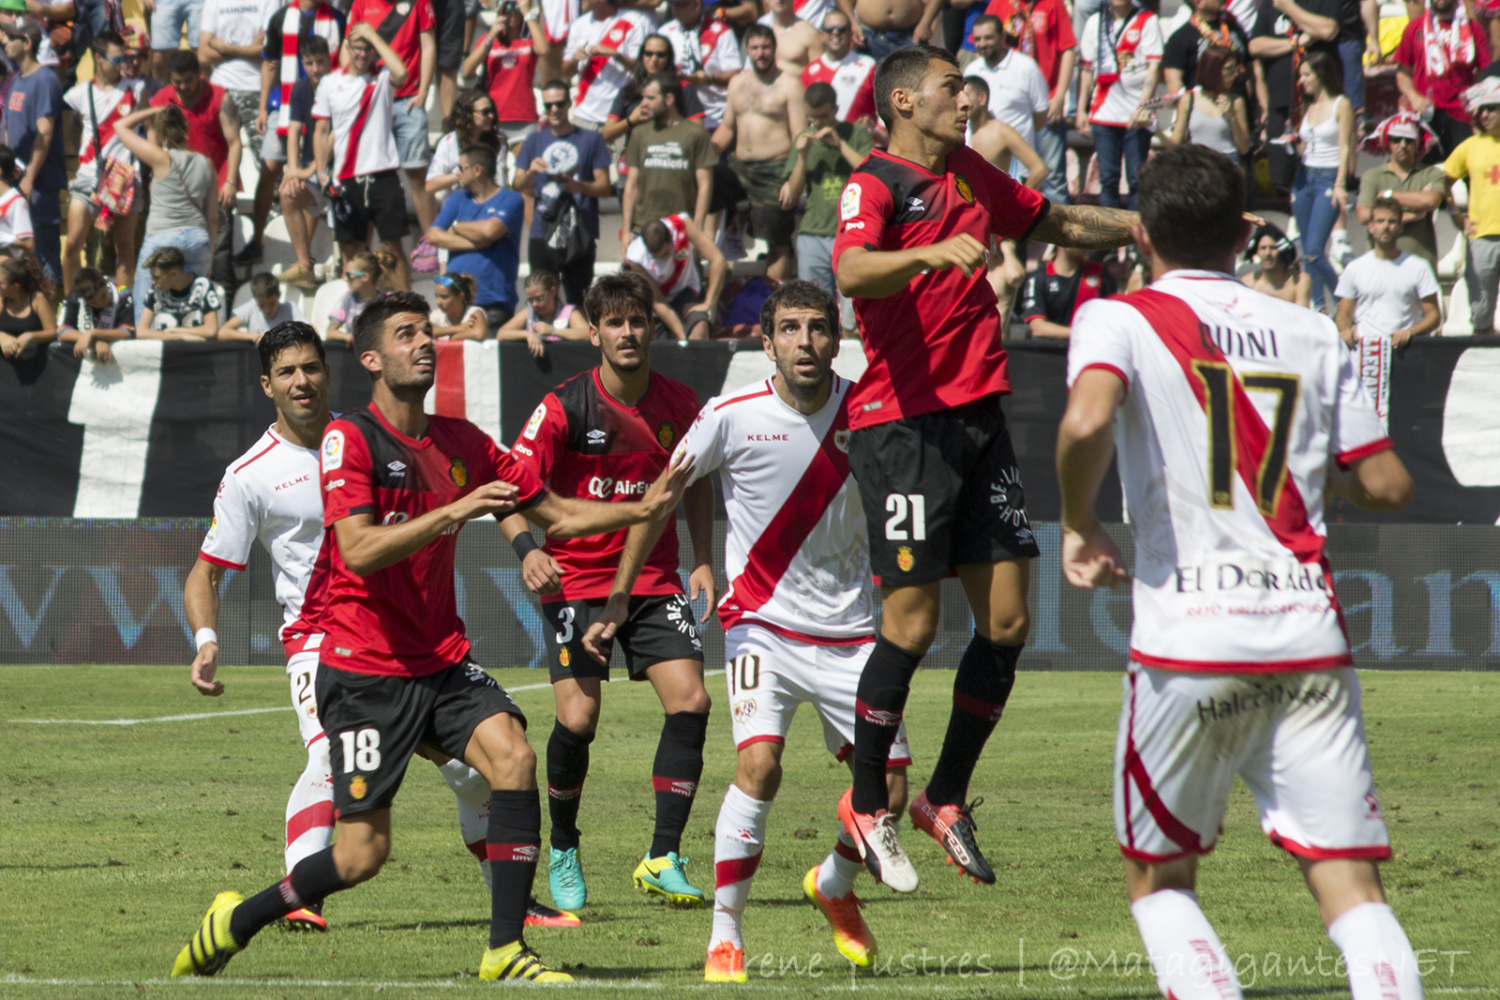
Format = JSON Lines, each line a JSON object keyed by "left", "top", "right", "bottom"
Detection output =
{"left": 587, "top": 429, "right": 607, "bottom": 445}
{"left": 387, "top": 460, "right": 406, "bottom": 476}
{"left": 905, "top": 197, "right": 925, "bottom": 213}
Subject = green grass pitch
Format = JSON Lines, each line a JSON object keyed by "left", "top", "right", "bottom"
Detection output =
{"left": 1, "top": 665, "right": 1497, "bottom": 999}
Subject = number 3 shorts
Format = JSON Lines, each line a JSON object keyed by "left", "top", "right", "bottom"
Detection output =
{"left": 542, "top": 593, "right": 704, "bottom": 683}
{"left": 725, "top": 623, "right": 912, "bottom": 767}
{"left": 1115, "top": 663, "right": 1391, "bottom": 863}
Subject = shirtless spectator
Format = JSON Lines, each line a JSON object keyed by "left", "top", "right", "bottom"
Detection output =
{"left": 801, "top": 10, "right": 876, "bottom": 125}
{"left": 563, "top": 0, "right": 653, "bottom": 130}
{"left": 621, "top": 73, "right": 716, "bottom": 241}
{"left": 759, "top": 0, "right": 823, "bottom": 75}
{"left": 964, "top": 75, "right": 1047, "bottom": 188}
{"left": 714, "top": 25, "right": 805, "bottom": 279}
{"left": 624, "top": 212, "right": 727, "bottom": 338}
{"left": 853, "top": 0, "right": 941, "bottom": 60}
{"left": 658, "top": 0, "right": 740, "bottom": 129}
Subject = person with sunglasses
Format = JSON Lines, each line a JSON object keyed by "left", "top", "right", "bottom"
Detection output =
{"left": 801, "top": 11, "right": 876, "bottom": 126}
{"left": 1355, "top": 112, "right": 1447, "bottom": 273}
{"left": 0, "top": 19, "right": 65, "bottom": 285}
{"left": 424, "top": 144, "right": 525, "bottom": 331}
{"left": 657, "top": 0, "right": 740, "bottom": 130}
{"left": 603, "top": 34, "right": 707, "bottom": 144}
{"left": 462, "top": 0, "right": 548, "bottom": 158}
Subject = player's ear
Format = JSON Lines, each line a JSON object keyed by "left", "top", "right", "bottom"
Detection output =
{"left": 1130, "top": 220, "right": 1153, "bottom": 267}
{"left": 588, "top": 324, "right": 601, "bottom": 348}
{"left": 260, "top": 374, "right": 274, "bottom": 399}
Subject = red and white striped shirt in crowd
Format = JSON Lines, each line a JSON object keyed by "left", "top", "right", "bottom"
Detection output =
{"left": 64, "top": 79, "right": 137, "bottom": 186}
{"left": 311, "top": 67, "right": 400, "bottom": 180}
{"left": 801, "top": 49, "right": 876, "bottom": 123}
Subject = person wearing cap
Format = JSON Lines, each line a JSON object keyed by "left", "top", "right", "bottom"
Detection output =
{"left": 0, "top": 17, "right": 64, "bottom": 282}
{"left": 1444, "top": 78, "right": 1500, "bottom": 334}
{"left": 1357, "top": 112, "right": 1447, "bottom": 270}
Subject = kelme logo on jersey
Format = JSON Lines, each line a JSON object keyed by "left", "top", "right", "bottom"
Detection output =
{"left": 657, "top": 421, "right": 675, "bottom": 449}
{"left": 322, "top": 430, "right": 345, "bottom": 472}
{"left": 841, "top": 182, "right": 861, "bottom": 221}
{"left": 955, "top": 174, "right": 974, "bottom": 205}
{"left": 896, "top": 545, "right": 914, "bottom": 572}
{"left": 524, "top": 403, "right": 547, "bottom": 440}
{"left": 450, "top": 457, "right": 469, "bottom": 487}
{"left": 350, "top": 775, "right": 367, "bottom": 800}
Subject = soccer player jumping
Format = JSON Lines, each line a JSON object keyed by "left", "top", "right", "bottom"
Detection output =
{"left": 1057, "top": 144, "right": 1423, "bottom": 1000}
{"left": 833, "top": 44, "right": 1138, "bottom": 889}
{"left": 171, "top": 292, "right": 689, "bottom": 983}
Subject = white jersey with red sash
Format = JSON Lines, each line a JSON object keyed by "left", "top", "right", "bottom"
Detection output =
{"left": 624, "top": 213, "right": 700, "bottom": 299}
{"left": 801, "top": 49, "right": 876, "bottom": 123}
{"left": 63, "top": 80, "right": 137, "bottom": 187}
{"left": 540, "top": 0, "right": 578, "bottom": 44}
{"left": 1081, "top": 6, "right": 1162, "bottom": 126}
{"left": 565, "top": 8, "right": 648, "bottom": 123}
{"left": 659, "top": 12, "right": 741, "bottom": 128}
{"left": 1065, "top": 271, "right": 1392, "bottom": 672}
{"left": 311, "top": 67, "right": 400, "bottom": 180}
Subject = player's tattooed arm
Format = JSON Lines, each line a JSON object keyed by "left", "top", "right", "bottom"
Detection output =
{"left": 1030, "top": 204, "right": 1139, "bottom": 250}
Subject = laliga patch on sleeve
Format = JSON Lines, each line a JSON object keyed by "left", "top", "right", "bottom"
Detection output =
{"left": 322, "top": 429, "right": 345, "bottom": 472}
{"left": 841, "top": 182, "right": 862, "bottom": 222}
{"left": 524, "top": 403, "right": 547, "bottom": 440}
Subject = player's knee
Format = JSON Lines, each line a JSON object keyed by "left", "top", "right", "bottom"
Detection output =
{"left": 883, "top": 616, "right": 938, "bottom": 655}
{"left": 677, "top": 685, "right": 712, "bottom": 717}
{"left": 985, "top": 607, "right": 1029, "bottom": 646}
{"left": 335, "top": 837, "right": 389, "bottom": 884}
{"left": 556, "top": 703, "right": 600, "bottom": 736}
{"left": 735, "top": 750, "right": 782, "bottom": 799}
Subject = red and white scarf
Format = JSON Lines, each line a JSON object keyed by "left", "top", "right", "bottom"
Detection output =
{"left": 277, "top": 1, "right": 342, "bottom": 137}
{"left": 699, "top": 13, "right": 731, "bottom": 58}
{"left": 1424, "top": 0, "right": 1475, "bottom": 76}
{"left": 575, "top": 15, "right": 634, "bottom": 105}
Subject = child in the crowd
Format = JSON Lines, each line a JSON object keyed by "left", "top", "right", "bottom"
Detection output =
{"left": 222, "top": 272, "right": 308, "bottom": 341}
{"left": 58, "top": 267, "right": 134, "bottom": 363}
{"left": 0, "top": 147, "right": 34, "bottom": 259}
{"left": 430, "top": 272, "right": 488, "bottom": 339}
{"left": 497, "top": 270, "right": 588, "bottom": 357}
{"left": 325, "top": 250, "right": 397, "bottom": 346}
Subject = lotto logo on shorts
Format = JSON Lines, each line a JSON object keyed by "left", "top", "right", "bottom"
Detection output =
{"left": 350, "top": 775, "right": 368, "bottom": 800}
{"left": 732, "top": 698, "right": 757, "bottom": 723}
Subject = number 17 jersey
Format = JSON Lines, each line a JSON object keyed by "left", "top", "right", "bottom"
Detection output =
{"left": 1066, "top": 272, "right": 1392, "bottom": 672}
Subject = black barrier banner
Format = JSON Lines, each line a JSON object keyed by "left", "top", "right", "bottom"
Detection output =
{"left": 2, "top": 519, "right": 1496, "bottom": 670}
{"left": 2, "top": 338, "right": 1498, "bottom": 522}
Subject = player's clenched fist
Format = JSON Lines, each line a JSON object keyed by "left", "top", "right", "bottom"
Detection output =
{"left": 521, "top": 548, "right": 564, "bottom": 595}
{"left": 454, "top": 480, "right": 522, "bottom": 520}
{"left": 922, "top": 233, "right": 988, "bottom": 279}
{"left": 189, "top": 641, "right": 225, "bottom": 696}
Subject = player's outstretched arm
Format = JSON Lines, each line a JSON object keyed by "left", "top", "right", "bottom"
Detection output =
{"left": 582, "top": 517, "right": 674, "bottom": 664}
{"left": 334, "top": 481, "right": 522, "bottom": 575}
{"left": 523, "top": 451, "right": 691, "bottom": 539}
{"left": 836, "top": 235, "right": 989, "bottom": 298}
{"left": 1056, "top": 367, "right": 1130, "bottom": 589}
{"left": 1326, "top": 450, "right": 1414, "bottom": 512}
{"left": 683, "top": 477, "right": 716, "bottom": 622}
{"left": 1030, "top": 203, "right": 1139, "bottom": 250}
{"left": 184, "top": 558, "right": 228, "bottom": 696}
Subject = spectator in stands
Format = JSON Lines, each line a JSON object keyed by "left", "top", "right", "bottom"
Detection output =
{"left": 325, "top": 248, "right": 396, "bottom": 345}
{"left": 1161, "top": 0, "right": 1258, "bottom": 116}
{"left": 1245, "top": 220, "right": 1313, "bottom": 304}
{"left": 1252, "top": 0, "right": 1341, "bottom": 195}
{"left": 780, "top": 82, "right": 872, "bottom": 335}
{"left": 63, "top": 31, "right": 143, "bottom": 297}
{"left": 430, "top": 91, "right": 505, "bottom": 204}
{"left": 1018, "top": 244, "right": 1116, "bottom": 339}
{"left": 563, "top": 0, "right": 652, "bottom": 131}
{"left": 966, "top": 15, "right": 1048, "bottom": 180}
{"left": 150, "top": 0, "right": 206, "bottom": 83}
{"left": 624, "top": 212, "right": 726, "bottom": 338}
{"left": 1163, "top": 45, "right": 1251, "bottom": 158}
{"left": 460, "top": 0, "right": 545, "bottom": 173}
{"left": 1077, "top": 0, "right": 1163, "bottom": 211}
{"left": 197, "top": 0, "right": 270, "bottom": 266}
{"left": 658, "top": 0, "right": 738, "bottom": 129}
{"left": 150, "top": 51, "right": 243, "bottom": 297}
{"left": 274, "top": 35, "right": 333, "bottom": 290}
{"left": 964, "top": 76, "right": 1049, "bottom": 186}
{"left": 123, "top": 27, "right": 166, "bottom": 102}
{"left": 1445, "top": 79, "right": 1500, "bottom": 335}
{"left": 603, "top": 34, "right": 707, "bottom": 144}
{"left": 1335, "top": 196, "right": 1441, "bottom": 345}
{"left": 981, "top": 0, "right": 1076, "bottom": 204}
{"left": 621, "top": 73, "right": 715, "bottom": 240}
{"left": 1, "top": 20, "right": 64, "bottom": 283}
{"left": 513, "top": 80, "right": 611, "bottom": 306}
{"left": 801, "top": 10, "right": 876, "bottom": 126}
{"left": 498, "top": 269, "right": 590, "bottom": 356}
{"left": 222, "top": 271, "right": 308, "bottom": 341}
{"left": 0, "top": 254, "right": 55, "bottom": 358}
{"left": 1397, "top": 0, "right": 1490, "bottom": 156}
{"left": 850, "top": 0, "right": 939, "bottom": 61}
{"left": 430, "top": 272, "right": 488, "bottom": 339}
{"left": 112, "top": 104, "right": 217, "bottom": 328}
{"left": 424, "top": 145, "right": 524, "bottom": 329}
{"left": 715, "top": 25, "right": 804, "bottom": 280}
{"left": 1357, "top": 112, "right": 1446, "bottom": 271}
{"left": 432, "top": 0, "right": 469, "bottom": 120}
{"left": 58, "top": 265, "right": 134, "bottom": 363}
{"left": 313, "top": 23, "right": 413, "bottom": 290}
{"left": 759, "top": 0, "right": 823, "bottom": 75}
{"left": 0, "top": 148, "right": 35, "bottom": 259}
{"left": 1290, "top": 50, "right": 1353, "bottom": 313}
{"left": 347, "top": 0, "right": 440, "bottom": 254}
{"left": 138, "top": 246, "right": 222, "bottom": 340}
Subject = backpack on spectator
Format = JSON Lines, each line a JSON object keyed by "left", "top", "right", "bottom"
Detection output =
{"left": 541, "top": 189, "right": 593, "bottom": 267}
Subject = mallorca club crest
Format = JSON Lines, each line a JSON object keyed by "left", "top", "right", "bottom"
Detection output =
{"left": 955, "top": 174, "right": 974, "bottom": 205}
{"left": 657, "top": 421, "right": 675, "bottom": 449}
{"left": 350, "top": 775, "right": 368, "bottom": 800}
{"left": 559, "top": 647, "right": 571, "bottom": 668}
{"left": 896, "top": 545, "right": 915, "bottom": 573}
{"left": 450, "top": 456, "right": 469, "bottom": 487}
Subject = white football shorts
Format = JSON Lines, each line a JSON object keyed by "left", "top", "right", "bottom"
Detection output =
{"left": 724, "top": 623, "right": 912, "bottom": 767}
{"left": 1115, "top": 663, "right": 1391, "bottom": 863}
{"left": 284, "top": 632, "right": 326, "bottom": 751}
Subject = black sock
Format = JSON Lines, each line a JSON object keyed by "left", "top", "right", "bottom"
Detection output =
{"left": 546, "top": 721, "right": 594, "bottom": 851}
{"left": 649, "top": 710, "right": 708, "bottom": 858}
{"left": 228, "top": 847, "right": 347, "bottom": 946}
{"left": 851, "top": 636, "right": 924, "bottom": 814}
{"left": 925, "top": 634, "right": 1019, "bottom": 807}
{"left": 487, "top": 789, "right": 541, "bottom": 949}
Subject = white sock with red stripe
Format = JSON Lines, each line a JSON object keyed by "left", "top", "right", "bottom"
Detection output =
{"left": 1130, "top": 888, "right": 1242, "bottom": 1000}
{"left": 709, "top": 784, "right": 771, "bottom": 951}
{"left": 815, "top": 825, "right": 864, "bottom": 900}
{"left": 1326, "top": 902, "right": 1424, "bottom": 1000}
{"left": 437, "top": 757, "right": 493, "bottom": 890}
{"left": 284, "top": 740, "right": 334, "bottom": 872}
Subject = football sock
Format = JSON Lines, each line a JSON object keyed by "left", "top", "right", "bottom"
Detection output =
{"left": 1327, "top": 902, "right": 1424, "bottom": 1000}
{"left": 487, "top": 789, "right": 541, "bottom": 949}
{"left": 229, "top": 847, "right": 348, "bottom": 946}
{"left": 546, "top": 720, "right": 593, "bottom": 852}
{"left": 649, "top": 710, "right": 708, "bottom": 858}
{"left": 709, "top": 784, "right": 771, "bottom": 951}
{"left": 851, "top": 637, "right": 923, "bottom": 814}
{"left": 436, "top": 756, "right": 493, "bottom": 890}
{"left": 1130, "top": 888, "right": 1242, "bottom": 1000}
{"left": 284, "top": 739, "right": 335, "bottom": 872}
{"left": 925, "top": 634, "right": 1019, "bottom": 807}
{"left": 815, "top": 826, "right": 864, "bottom": 900}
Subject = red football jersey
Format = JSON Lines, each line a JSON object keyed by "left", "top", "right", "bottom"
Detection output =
{"left": 302, "top": 403, "right": 547, "bottom": 678}
{"left": 347, "top": 0, "right": 436, "bottom": 100}
{"left": 511, "top": 368, "right": 700, "bottom": 602}
{"left": 832, "top": 145, "right": 1049, "bottom": 430}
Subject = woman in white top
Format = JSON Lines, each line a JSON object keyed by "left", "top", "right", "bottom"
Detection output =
{"left": 1075, "top": 0, "right": 1163, "bottom": 210}
{"left": 430, "top": 272, "right": 489, "bottom": 339}
{"left": 1164, "top": 45, "right": 1250, "bottom": 159}
{"left": 1291, "top": 49, "right": 1354, "bottom": 314}
{"left": 498, "top": 270, "right": 588, "bottom": 357}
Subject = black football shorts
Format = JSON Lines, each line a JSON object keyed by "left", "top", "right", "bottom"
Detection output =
{"left": 316, "top": 658, "right": 524, "bottom": 815}
{"left": 847, "top": 394, "right": 1040, "bottom": 587}
{"left": 542, "top": 592, "right": 704, "bottom": 683}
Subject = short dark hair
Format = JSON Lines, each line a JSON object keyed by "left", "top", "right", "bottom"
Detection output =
{"left": 1369, "top": 195, "right": 1403, "bottom": 219}
{"left": 352, "top": 290, "right": 431, "bottom": 360}
{"left": 301, "top": 35, "right": 331, "bottom": 59}
{"left": 460, "top": 144, "right": 497, "bottom": 179}
{"left": 874, "top": 44, "right": 956, "bottom": 129}
{"left": 970, "top": 13, "right": 1002, "bottom": 35}
{"left": 962, "top": 74, "right": 990, "bottom": 101}
{"left": 584, "top": 271, "right": 653, "bottom": 327}
{"left": 759, "top": 279, "right": 837, "bottom": 338}
{"left": 805, "top": 81, "right": 837, "bottom": 109}
{"left": 168, "top": 49, "right": 200, "bottom": 76}
{"left": 644, "top": 71, "right": 683, "bottom": 112}
{"left": 258, "top": 320, "right": 327, "bottom": 376}
{"left": 1138, "top": 144, "right": 1245, "bottom": 264}
{"left": 642, "top": 218, "right": 671, "bottom": 254}
{"left": 744, "top": 23, "right": 776, "bottom": 49}
{"left": 74, "top": 266, "right": 108, "bottom": 300}
{"left": 541, "top": 78, "right": 569, "bottom": 94}
{"left": 91, "top": 30, "right": 124, "bottom": 56}
{"left": 145, "top": 245, "right": 186, "bottom": 272}
{"left": 250, "top": 272, "right": 279, "bottom": 297}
